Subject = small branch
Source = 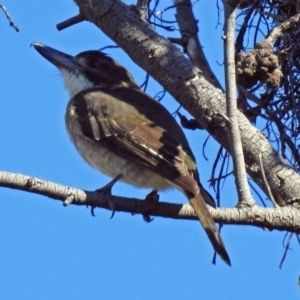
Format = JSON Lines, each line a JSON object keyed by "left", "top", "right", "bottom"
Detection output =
{"left": 223, "top": 2, "right": 254, "bottom": 207}
{"left": 0, "top": 4, "right": 19, "bottom": 32}
{"left": 56, "top": 13, "right": 87, "bottom": 31}
{"left": 279, "top": 232, "right": 293, "bottom": 268}
{"left": 173, "top": 0, "right": 221, "bottom": 89}
{"left": 266, "top": 12, "right": 300, "bottom": 43}
{"left": 235, "top": 0, "right": 260, "bottom": 52}
{"left": 1, "top": 171, "right": 300, "bottom": 232}
{"left": 135, "top": 0, "right": 148, "bottom": 20}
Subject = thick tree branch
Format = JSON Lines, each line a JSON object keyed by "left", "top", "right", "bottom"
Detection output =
{"left": 1, "top": 170, "right": 300, "bottom": 232}
{"left": 61, "top": 0, "right": 300, "bottom": 207}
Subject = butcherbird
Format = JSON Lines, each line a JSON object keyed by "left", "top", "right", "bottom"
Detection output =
{"left": 33, "top": 43, "right": 230, "bottom": 265}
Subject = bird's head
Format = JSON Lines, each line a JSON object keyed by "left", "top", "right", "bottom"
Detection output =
{"left": 32, "top": 43, "right": 139, "bottom": 98}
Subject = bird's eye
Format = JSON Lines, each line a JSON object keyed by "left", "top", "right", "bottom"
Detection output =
{"left": 89, "top": 61, "right": 100, "bottom": 69}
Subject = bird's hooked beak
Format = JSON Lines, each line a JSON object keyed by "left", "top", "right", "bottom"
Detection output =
{"left": 32, "top": 42, "right": 78, "bottom": 72}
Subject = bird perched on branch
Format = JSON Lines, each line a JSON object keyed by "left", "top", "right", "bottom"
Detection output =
{"left": 32, "top": 42, "right": 230, "bottom": 265}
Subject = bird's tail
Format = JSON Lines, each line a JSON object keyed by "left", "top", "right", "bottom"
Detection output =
{"left": 189, "top": 194, "right": 231, "bottom": 266}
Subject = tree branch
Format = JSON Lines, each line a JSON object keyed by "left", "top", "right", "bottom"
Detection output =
{"left": 56, "top": 13, "right": 86, "bottom": 31}
{"left": 266, "top": 12, "right": 300, "bottom": 43}
{"left": 1, "top": 170, "right": 300, "bottom": 232}
{"left": 0, "top": 4, "right": 19, "bottom": 32}
{"left": 223, "top": 2, "right": 254, "bottom": 206}
{"left": 173, "top": 0, "right": 221, "bottom": 88}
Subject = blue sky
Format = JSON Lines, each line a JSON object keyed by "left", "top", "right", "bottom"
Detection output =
{"left": 0, "top": 1, "right": 299, "bottom": 299}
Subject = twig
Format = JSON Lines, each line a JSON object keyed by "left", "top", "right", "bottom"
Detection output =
{"left": 135, "top": 0, "right": 149, "bottom": 19}
{"left": 173, "top": 0, "right": 221, "bottom": 88}
{"left": 267, "top": 12, "right": 300, "bottom": 43}
{"left": 279, "top": 232, "right": 293, "bottom": 268}
{"left": 235, "top": 0, "right": 260, "bottom": 52}
{"left": 0, "top": 4, "right": 19, "bottom": 32}
{"left": 56, "top": 13, "right": 87, "bottom": 31}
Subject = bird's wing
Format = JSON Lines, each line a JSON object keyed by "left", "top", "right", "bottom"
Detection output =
{"left": 73, "top": 87, "right": 200, "bottom": 196}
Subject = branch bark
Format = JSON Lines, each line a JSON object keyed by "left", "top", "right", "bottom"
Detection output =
{"left": 1, "top": 171, "right": 300, "bottom": 232}
{"left": 223, "top": 2, "right": 254, "bottom": 206}
{"left": 266, "top": 12, "right": 300, "bottom": 43}
{"left": 173, "top": 0, "right": 221, "bottom": 88}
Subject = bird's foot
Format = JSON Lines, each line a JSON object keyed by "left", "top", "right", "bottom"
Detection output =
{"left": 91, "top": 174, "right": 123, "bottom": 217}
{"left": 143, "top": 190, "right": 159, "bottom": 223}
{"left": 96, "top": 174, "right": 122, "bottom": 194}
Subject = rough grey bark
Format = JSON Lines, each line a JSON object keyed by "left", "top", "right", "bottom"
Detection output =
{"left": 1, "top": 171, "right": 300, "bottom": 232}
{"left": 223, "top": 2, "right": 254, "bottom": 206}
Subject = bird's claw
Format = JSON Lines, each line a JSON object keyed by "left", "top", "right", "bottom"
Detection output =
{"left": 110, "top": 209, "right": 116, "bottom": 219}
{"left": 142, "top": 190, "right": 159, "bottom": 223}
{"left": 91, "top": 206, "right": 96, "bottom": 217}
{"left": 91, "top": 174, "right": 122, "bottom": 217}
{"left": 143, "top": 215, "right": 154, "bottom": 222}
